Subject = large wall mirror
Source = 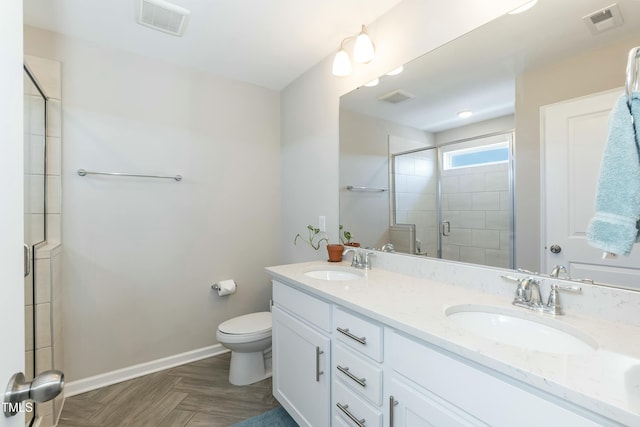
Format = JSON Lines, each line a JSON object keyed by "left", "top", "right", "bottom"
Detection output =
{"left": 339, "top": 0, "right": 640, "bottom": 290}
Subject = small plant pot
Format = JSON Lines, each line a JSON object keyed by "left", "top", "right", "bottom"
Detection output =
{"left": 327, "top": 244, "right": 344, "bottom": 262}
{"left": 344, "top": 242, "right": 361, "bottom": 248}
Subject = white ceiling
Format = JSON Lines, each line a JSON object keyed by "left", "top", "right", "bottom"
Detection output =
{"left": 341, "top": 0, "right": 640, "bottom": 132}
{"left": 22, "top": 0, "right": 404, "bottom": 90}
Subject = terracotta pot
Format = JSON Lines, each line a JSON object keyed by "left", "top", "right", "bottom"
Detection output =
{"left": 327, "top": 244, "right": 344, "bottom": 262}
{"left": 344, "top": 242, "right": 361, "bottom": 248}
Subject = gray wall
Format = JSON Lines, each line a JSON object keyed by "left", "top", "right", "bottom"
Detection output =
{"left": 24, "top": 27, "right": 282, "bottom": 382}
{"left": 515, "top": 36, "right": 638, "bottom": 273}
{"left": 280, "top": 0, "right": 524, "bottom": 263}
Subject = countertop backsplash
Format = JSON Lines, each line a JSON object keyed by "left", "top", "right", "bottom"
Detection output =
{"left": 372, "top": 251, "right": 640, "bottom": 326}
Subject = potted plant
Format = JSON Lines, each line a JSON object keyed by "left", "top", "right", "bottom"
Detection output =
{"left": 294, "top": 225, "right": 328, "bottom": 250}
{"left": 295, "top": 225, "right": 345, "bottom": 262}
{"left": 326, "top": 243, "right": 344, "bottom": 262}
{"left": 339, "top": 225, "right": 360, "bottom": 247}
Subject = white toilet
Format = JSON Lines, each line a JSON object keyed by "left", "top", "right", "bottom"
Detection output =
{"left": 216, "top": 311, "right": 272, "bottom": 386}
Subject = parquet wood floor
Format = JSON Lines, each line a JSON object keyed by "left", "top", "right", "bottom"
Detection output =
{"left": 57, "top": 352, "right": 279, "bottom": 427}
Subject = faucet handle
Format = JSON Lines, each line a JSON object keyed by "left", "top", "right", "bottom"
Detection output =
{"left": 551, "top": 283, "right": 582, "bottom": 294}
{"left": 546, "top": 283, "right": 582, "bottom": 315}
{"left": 362, "top": 251, "right": 375, "bottom": 269}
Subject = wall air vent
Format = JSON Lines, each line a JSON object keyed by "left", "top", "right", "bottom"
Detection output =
{"left": 377, "top": 89, "right": 415, "bottom": 104}
{"left": 135, "top": 0, "right": 191, "bottom": 37}
{"left": 583, "top": 3, "right": 623, "bottom": 35}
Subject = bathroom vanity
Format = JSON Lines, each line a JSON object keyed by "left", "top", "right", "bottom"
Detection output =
{"left": 266, "top": 256, "right": 640, "bottom": 427}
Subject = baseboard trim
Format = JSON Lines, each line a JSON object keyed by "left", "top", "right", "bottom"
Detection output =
{"left": 64, "top": 344, "right": 229, "bottom": 397}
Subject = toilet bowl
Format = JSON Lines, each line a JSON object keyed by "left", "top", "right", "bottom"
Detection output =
{"left": 216, "top": 311, "right": 272, "bottom": 386}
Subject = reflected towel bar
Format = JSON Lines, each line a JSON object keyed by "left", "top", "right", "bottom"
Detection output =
{"left": 77, "top": 169, "right": 182, "bottom": 182}
{"left": 347, "top": 185, "right": 388, "bottom": 192}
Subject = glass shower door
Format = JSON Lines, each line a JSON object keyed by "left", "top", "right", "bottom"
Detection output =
{"left": 438, "top": 133, "right": 514, "bottom": 268}
{"left": 23, "top": 66, "right": 47, "bottom": 426}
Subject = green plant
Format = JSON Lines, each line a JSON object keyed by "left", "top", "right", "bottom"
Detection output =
{"left": 339, "top": 225, "right": 353, "bottom": 245}
{"left": 294, "top": 225, "right": 329, "bottom": 250}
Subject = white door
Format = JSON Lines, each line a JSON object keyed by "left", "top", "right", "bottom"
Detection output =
{"left": 1, "top": 1, "right": 27, "bottom": 426}
{"left": 542, "top": 88, "right": 640, "bottom": 288}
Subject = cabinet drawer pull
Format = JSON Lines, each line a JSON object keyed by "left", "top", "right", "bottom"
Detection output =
{"left": 336, "top": 365, "right": 367, "bottom": 387}
{"left": 336, "top": 327, "right": 367, "bottom": 345}
{"left": 315, "top": 347, "right": 324, "bottom": 382}
{"left": 336, "top": 402, "right": 366, "bottom": 427}
{"left": 389, "top": 396, "right": 398, "bottom": 427}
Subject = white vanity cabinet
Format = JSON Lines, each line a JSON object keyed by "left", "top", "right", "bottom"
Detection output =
{"left": 272, "top": 281, "right": 331, "bottom": 427}
{"left": 270, "top": 277, "right": 626, "bottom": 427}
{"left": 389, "top": 332, "right": 611, "bottom": 427}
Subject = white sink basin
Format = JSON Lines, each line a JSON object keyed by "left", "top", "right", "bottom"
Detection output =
{"left": 446, "top": 305, "right": 598, "bottom": 354}
{"left": 304, "top": 268, "right": 364, "bottom": 281}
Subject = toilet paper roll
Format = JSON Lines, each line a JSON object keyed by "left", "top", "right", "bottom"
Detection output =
{"left": 214, "top": 279, "right": 237, "bottom": 296}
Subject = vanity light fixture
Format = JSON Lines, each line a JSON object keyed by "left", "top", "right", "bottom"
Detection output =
{"left": 332, "top": 24, "right": 376, "bottom": 77}
{"left": 364, "top": 78, "right": 380, "bottom": 87}
{"left": 386, "top": 66, "right": 404, "bottom": 76}
{"left": 457, "top": 110, "right": 473, "bottom": 119}
{"left": 508, "top": 0, "right": 538, "bottom": 15}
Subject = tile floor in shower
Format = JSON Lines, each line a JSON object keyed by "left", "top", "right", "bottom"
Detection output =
{"left": 56, "top": 352, "right": 280, "bottom": 427}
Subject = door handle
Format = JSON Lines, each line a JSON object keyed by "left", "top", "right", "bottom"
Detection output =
{"left": 441, "top": 221, "right": 451, "bottom": 236}
{"left": 315, "top": 347, "right": 324, "bottom": 382}
{"left": 4, "top": 370, "right": 64, "bottom": 417}
{"left": 23, "top": 244, "right": 31, "bottom": 278}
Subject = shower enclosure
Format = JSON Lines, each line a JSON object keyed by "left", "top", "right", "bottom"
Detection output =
{"left": 390, "top": 132, "right": 514, "bottom": 268}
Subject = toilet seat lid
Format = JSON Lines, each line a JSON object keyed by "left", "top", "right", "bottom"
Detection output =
{"left": 218, "top": 312, "right": 272, "bottom": 335}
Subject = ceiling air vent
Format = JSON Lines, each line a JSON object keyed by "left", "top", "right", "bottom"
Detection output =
{"left": 377, "top": 89, "right": 415, "bottom": 104}
{"left": 583, "top": 3, "right": 623, "bottom": 35}
{"left": 135, "top": 0, "right": 191, "bottom": 37}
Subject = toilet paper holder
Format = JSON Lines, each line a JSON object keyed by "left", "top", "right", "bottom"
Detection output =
{"left": 211, "top": 279, "right": 238, "bottom": 296}
{"left": 211, "top": 283, "right": 238, "bottom": 291}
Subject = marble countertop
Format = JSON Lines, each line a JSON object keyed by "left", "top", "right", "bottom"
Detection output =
{"left": 266, "top": 260, "right": 640, "bottom": 426}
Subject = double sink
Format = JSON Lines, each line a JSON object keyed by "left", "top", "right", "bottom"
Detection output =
{"left": 303, "top": 267, "right": 598, "bottom": 355}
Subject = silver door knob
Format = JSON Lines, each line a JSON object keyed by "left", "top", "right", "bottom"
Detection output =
{"left": 4, "top": 370, "right": 64, "bottom": 417}
{"left": 550, "top": 244, "right": 562, "bottom": 254}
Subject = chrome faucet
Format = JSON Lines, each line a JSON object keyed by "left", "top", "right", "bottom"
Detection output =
{"left": 502, "top": 275, "right": 581, "bottom": 315}
{"left": 381, "top": 243, "right": 395, "bottom": 252}
{"left": 342, "top": 247, "right": 375, "bottom": 269}
{"left": 550, "top": 265, "right": 567, "bottom": 278}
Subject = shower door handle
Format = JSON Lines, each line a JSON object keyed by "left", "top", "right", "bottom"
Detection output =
{"left": 441, "top": 221, "right": 451, "bottom": 236}
{"left": 23, "top": 244, "right": 31, "bottom": 278}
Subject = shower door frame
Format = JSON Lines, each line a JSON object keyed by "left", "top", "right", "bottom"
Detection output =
{"left": 436, "top": 131, "right": 515, "bottom": 268}
{"left": 23, "top": 64, "right": 48, "bottom": 427}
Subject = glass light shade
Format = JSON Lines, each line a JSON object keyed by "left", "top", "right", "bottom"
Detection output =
{"left": 353, "top": 25, "right": 375, "bottom": 63}
{"left": 332, "top": 49, "right": 352, "bottom": 76}
{"left": 508, "top": 0, "right": 537, "bottom": 14}
{"left": 364, "top": 78, "right": 379, "bottom": 87}
{"left": 386, "top": 66, "right": 404, "bottom": 76}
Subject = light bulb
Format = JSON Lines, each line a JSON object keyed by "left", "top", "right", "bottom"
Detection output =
{"left": 332, "top": 49, "right": 352, "bottom": 76}
{"left": 364, "top": 78, "right": 379, "bottom": 87}
{"left": 508, "top": 0, "right": 537, "bottom": 15}
{"left": 353, "top": 25, "right": 375, "bottom": 63}
{"left": 457, "top": 110, "right": 473, "bottom": 119}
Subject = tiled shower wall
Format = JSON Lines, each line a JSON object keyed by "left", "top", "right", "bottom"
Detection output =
{"left": 393, "top": 148, "right": 438, "bottom": 256}
{"left": 441, "top": 162, "right": 511, "bottom": 268}
{"left": 24, "top": 54, "right": 64, "bottom": 427}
